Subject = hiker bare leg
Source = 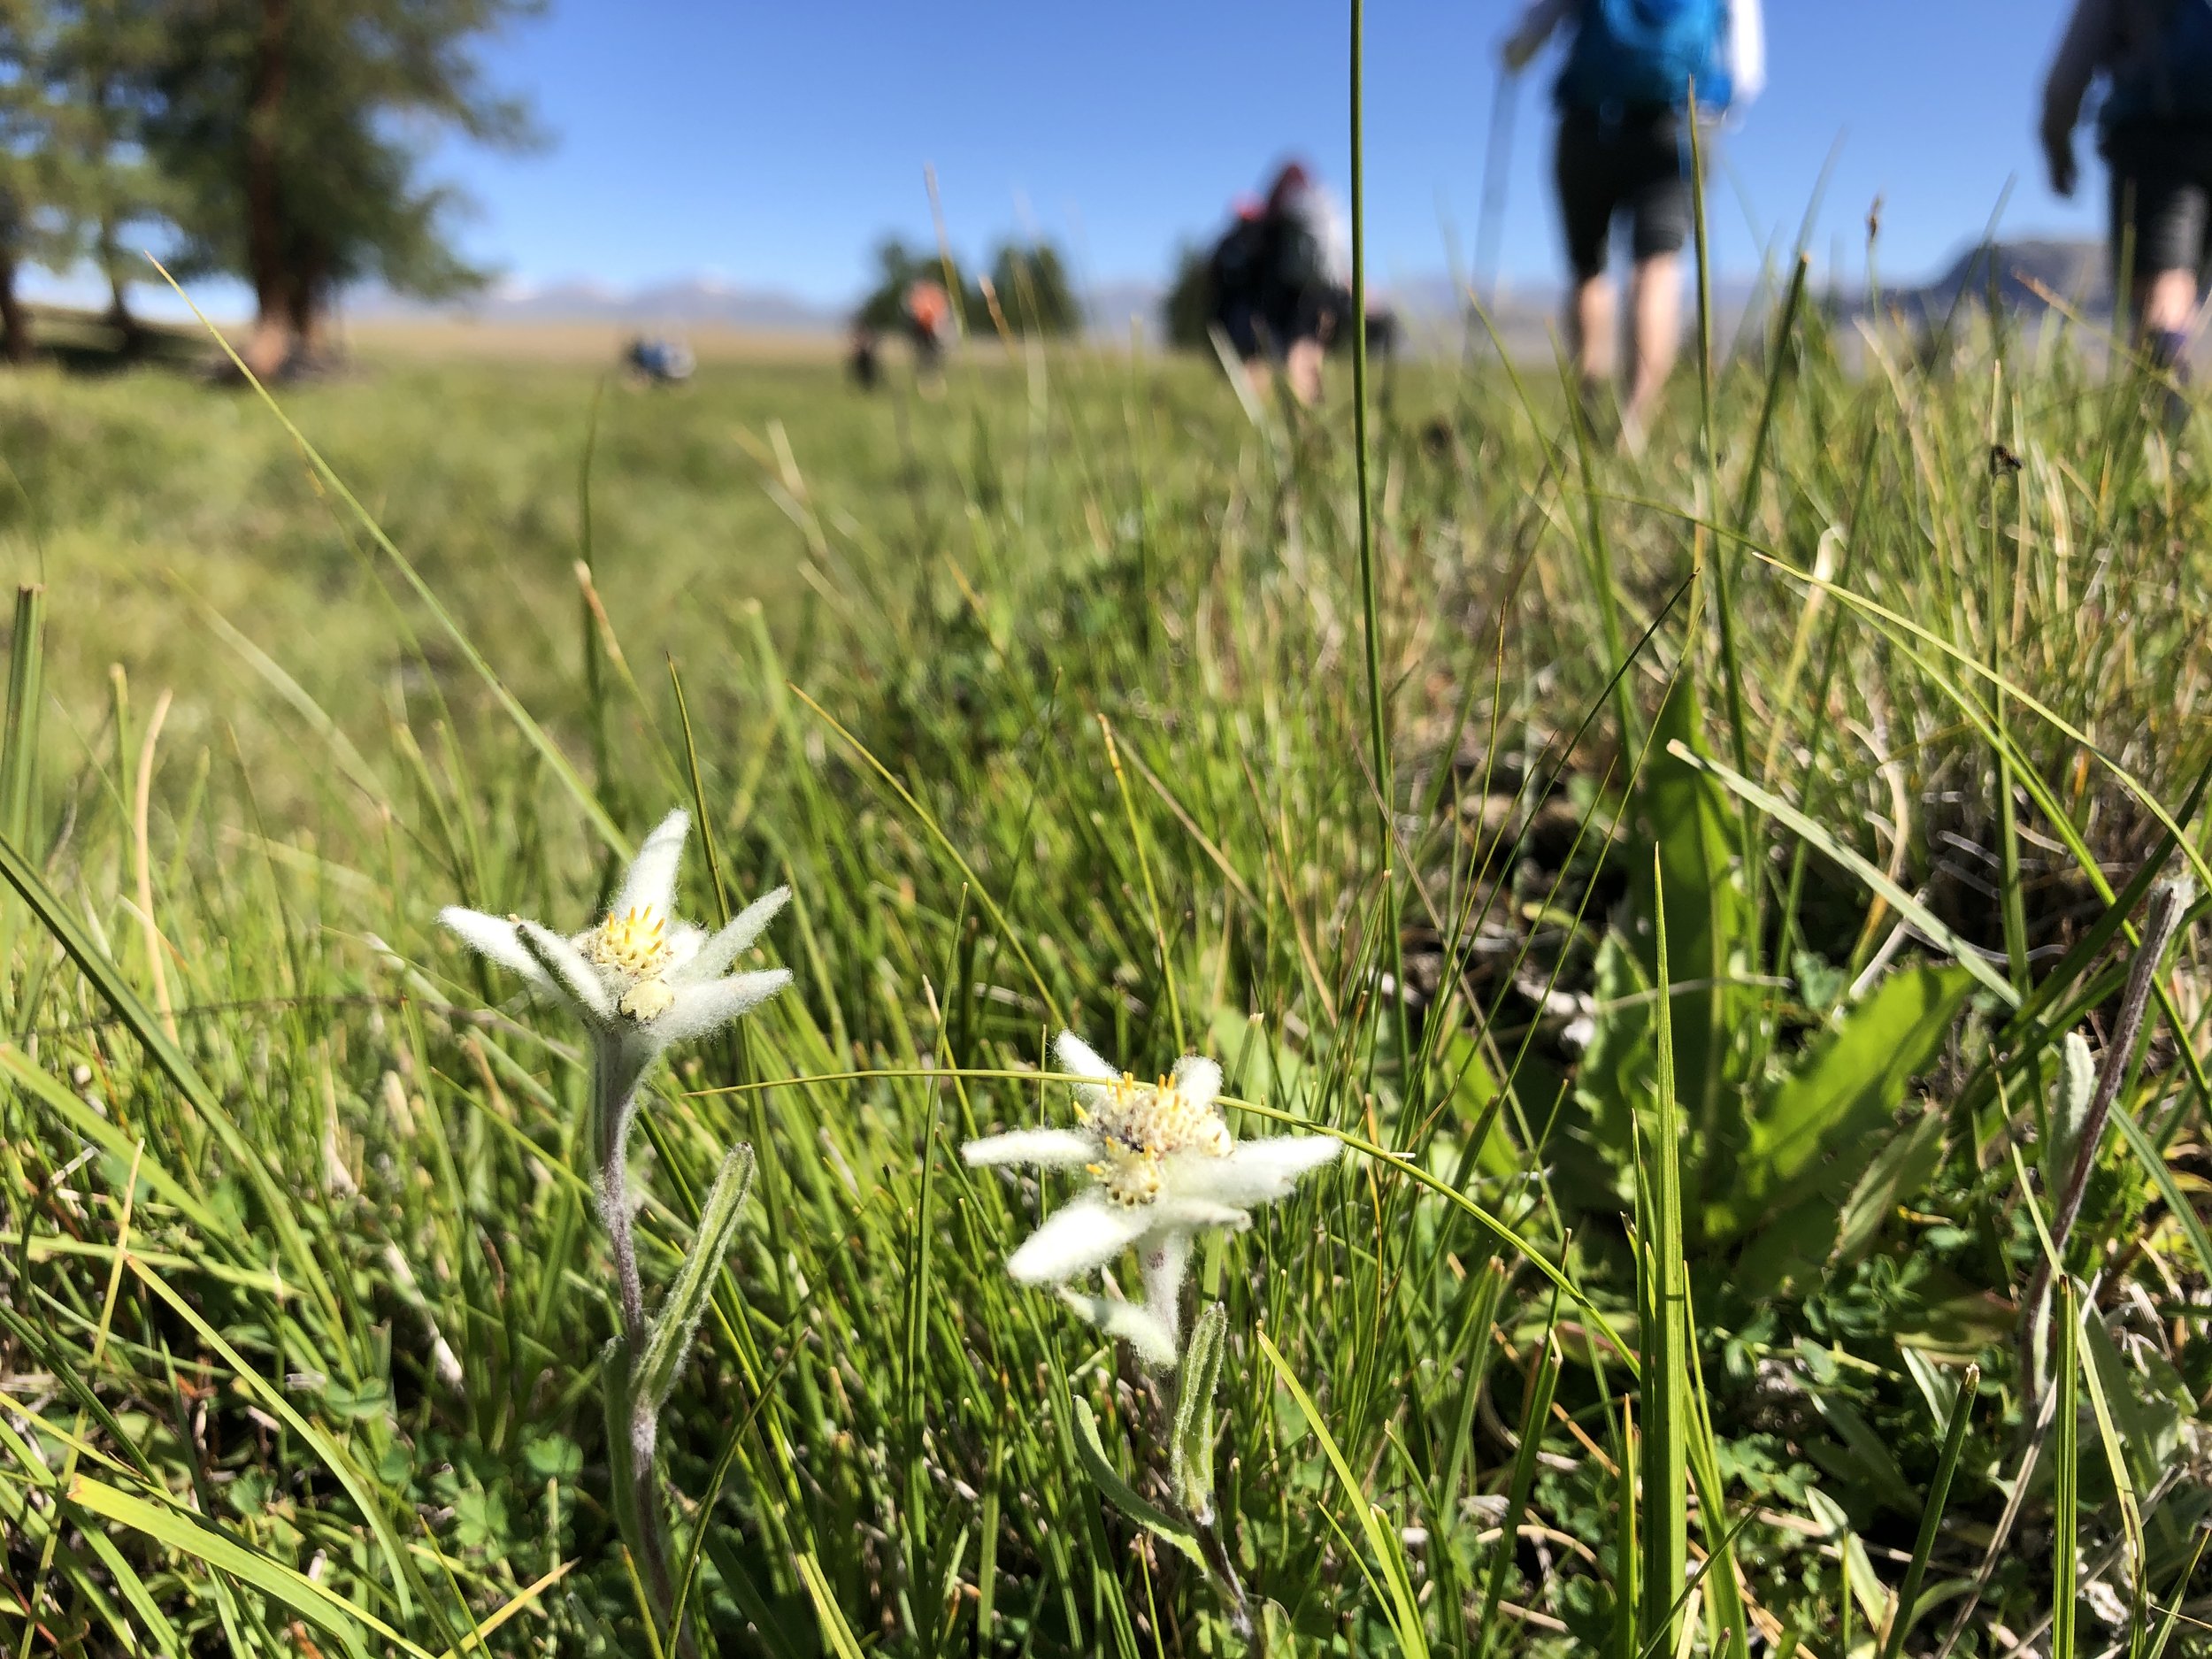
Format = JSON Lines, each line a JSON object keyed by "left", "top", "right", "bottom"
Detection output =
{"left": 1569, "top": 273, "right": 1617, "bottom": 410}
{"left": 2136, "top": 267, "right": 2198, "bottom": 342}
{"left": 1286, "top": 337, "right": 1325, "bottom": 407}
{"left": 1624, "top": 250, "right": 1683, "bottom": 447}
{"left": 2133, "top": 268, "right": 2198, "bottom": 426}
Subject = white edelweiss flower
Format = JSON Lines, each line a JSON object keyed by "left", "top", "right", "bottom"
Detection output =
{"left": 962, "top": 1029, "right": 1340, "bottom": 1367}
{"left": 439, "top": 808, "right": 793, "bottom": 1101}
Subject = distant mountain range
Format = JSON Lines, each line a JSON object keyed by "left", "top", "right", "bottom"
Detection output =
{"left": 1849, "top": 236, "right": 2109, "bottom": 321}
{"left": 354, "top": 235, "right": 2113, "bottom": 346}
{"left": 365, "top": 276, "right": 846, "bottom": 332}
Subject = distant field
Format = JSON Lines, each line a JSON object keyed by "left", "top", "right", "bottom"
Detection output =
{"left": 342, "top": 315, "right": 849, "bottom": 364}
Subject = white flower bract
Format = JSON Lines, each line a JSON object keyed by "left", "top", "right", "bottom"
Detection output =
{"left": 439, "top": 808, "right": 793, "bottom": 1099}
{"left": 963, "top": 1029, "right": 1340, "bottom": 1366}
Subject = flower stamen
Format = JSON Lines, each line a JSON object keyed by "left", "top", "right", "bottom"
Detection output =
{"left": 590, "top": 904, "right": 672, "bottom": 979}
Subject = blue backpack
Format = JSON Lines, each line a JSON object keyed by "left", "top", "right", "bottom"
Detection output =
{"left": 1559, "top": 0, "right": 1730, "bottom": 113}
{"left": 2104, "top": 0, "right": 2212, "bottom": 127}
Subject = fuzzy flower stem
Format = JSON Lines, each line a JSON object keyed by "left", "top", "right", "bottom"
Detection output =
{"left": 596, "top": 1048, "right": 649, "bottom": 1349}
{"left": 1194, "top": 1517, "right": 1256, "bottom": 1647}
{"left": 596, "top": 1055, "right": 684, "bottom": 1644}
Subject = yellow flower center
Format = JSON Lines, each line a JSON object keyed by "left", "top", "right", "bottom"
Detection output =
{"left": 589, "top": 905, "right": 672, "bottom": 979}
{"left": 1082, "top": 1072, "right": 1232, "bottom": 1206}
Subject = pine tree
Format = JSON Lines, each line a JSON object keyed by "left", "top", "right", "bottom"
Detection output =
{"left": 986, "top": 241, "right": 1079, "bottom": 337}
{"left": 0, "top": 0, "right": 69, "bottom": 362}
{"left": 146, "top": 0, "right": 540, "bottom": 378}
{"left": 46, "top": 0, "right": 173, "bottom": 348}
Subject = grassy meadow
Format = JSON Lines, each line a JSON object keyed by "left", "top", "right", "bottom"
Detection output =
{"left": 3, "top": 288, "right": 2212, "bottom": 1659}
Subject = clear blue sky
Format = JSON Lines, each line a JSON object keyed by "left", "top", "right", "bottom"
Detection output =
{"left": 79, "top": 0, "right": 2112, "bottom": 315}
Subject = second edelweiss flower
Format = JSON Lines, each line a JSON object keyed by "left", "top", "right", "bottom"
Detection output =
{"left": 964, "top": 1030, "right": 1340, "bottom": 1365}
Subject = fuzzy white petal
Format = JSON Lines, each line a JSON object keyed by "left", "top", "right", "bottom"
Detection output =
{"left": 439, "top": 907, "right": 551, "bottom": 989}
{"left": 1140, "top": 1233, "right": 1193, "bottom": 1354}
{"left": 1059, "top": 1288, "right": 1180, "bottom": 1368}
{"left": 652, "top": 970, "right": 791, "bottom": 1044}
{"left": 1149, "top": 1195, "right": 1255, "bottom": 1233}
{"left": 1005, "top": 1194, "right": 1154, "bottom": 1284}
{"left": 663, "top": 923, "right": 707, "bottom": 972}
{"left": 962, "top": 1128, "right": 1100, "bottom": 1169}
{"left": 1171, "top": 1054, "right": 1224, "bottom": 1112}
{"left": 1055, "top": 1030, "right": 1118, "bottom": 1082}
{"left": 1168, "top": 1136, "right": 1340, "bottom": 1208}
{"left": 611, "top": 809, "right": 690, "bottom": 920}
{"left": 515, "top": 921, "right": 615, "bottom": 1021}
{"left": 674, "top": 887, "right": 792, "bottom": 984}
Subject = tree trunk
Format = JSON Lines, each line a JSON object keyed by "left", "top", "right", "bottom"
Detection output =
{"left": 241, "top": 0, "right": 295, "bottom": 380}
{"left": 100, "top": 224, "right": 142, "bottom": 357}
{"left": 0, "top": 250, "right": 29, "bottom": 365}
{"left": 285, "top": 245, "right": 329, "bottom": 369}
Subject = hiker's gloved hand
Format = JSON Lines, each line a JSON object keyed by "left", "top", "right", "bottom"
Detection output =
{"left": 2044, "top": 127, "right": 2078, "bottom": 198}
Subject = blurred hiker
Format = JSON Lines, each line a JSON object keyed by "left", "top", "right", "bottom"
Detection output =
{"left": 2043, "top": 0, "right": 2212, "bottom": 405}
{"left": 1502, "top": 0, "right": 1764, "bottom": 449}
{"left": 1207, "top": 163, "right": 1352, "bottom": 407}
{"left": 625, "top": 334, "right": 695, "bottom": 385}
{"left": 904, "top": 279, "right": 953, "bottom": 388}
{"left": 1209, "top": 196, "right": 1271, "bottom": 373}
{"left": 849, "top": 323, "right": 881, "bottom": 390}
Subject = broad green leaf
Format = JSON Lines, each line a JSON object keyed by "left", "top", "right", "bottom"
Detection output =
{"left": 1632, "top": 680, "right": 1750, "bottom": 1168}
{"left": 1887, "top": 1263, "right": 2015, "bottom": 1362}
{"left": 1440, "top": 1029, "right": 1519, "bottom": 1180}
{"left": 1704, "top": 966, "right": 1972, "bottom": 1244}
{"left": 1832, "top": 1110, "right": 1947, "bottom": 1269}
{"left": 1559, "top": 933, "right": 1651, "bottom": 1213}
{"left": 1805, "top": 1486, "right": 1886, "bottom": 1631}
{"left": 599, "top": 1339, "right": 655, "bottom": 1597}
{"left": 1171, "top": 1302, "right": 1228, "bottom": 1522}
{"left": 1067, "top": 1394, "right": 1205, "bottom": 1567}
{"left": 637, "top": 1142, "right": 756, "bottom": 1416}
{"left": 2042, "top": 1032, "right": 2096, "bottom": 1201}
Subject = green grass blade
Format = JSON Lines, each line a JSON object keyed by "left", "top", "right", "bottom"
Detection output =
{"left": 125, "top": 1255, "right": 419, "bottom": 1624}
{"left": 1665, "top": 741, "right": 2020, "bottom": 1005}
{"left": 1875, "top": 1363, "right": 1979, "bottom": 1659}
{"left": 1640, "top": 846, "right": 1689, "bottom": 1659}
{"left": 65, "top": 1473, "right": 415, "bottom": 1659}
{"left": 1257, "top": 1328, "right": 1431, "bottom": 1657}
{"left": 147, "top": 258, "right": 628, "bottom": 856}
{"left": 2054, "top": 1278, "right": 2079, "bottom": 1659}
{"left": 0, "top": 582, "right": 42, "bottom": 847}
{"left": 1472, "top": 1331, "right": 1560, "bottom": 1659}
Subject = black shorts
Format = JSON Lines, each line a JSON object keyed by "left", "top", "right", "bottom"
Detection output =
{"left": 2104, "top": 122, "right": 2212, "bottom": 280}
{"left": 1216, "top": 286, "right": 1345, "bottom": 358}
{"left": 1555, "top": 105, "right": 1694, "bottom": 282}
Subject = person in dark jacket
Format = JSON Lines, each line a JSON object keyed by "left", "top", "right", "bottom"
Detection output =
{"left": 1208, "top": 162, "right": 1351, "bottom": 406}
{"left": 2044, "top": 0, "right": 2212, "bottom": 385}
